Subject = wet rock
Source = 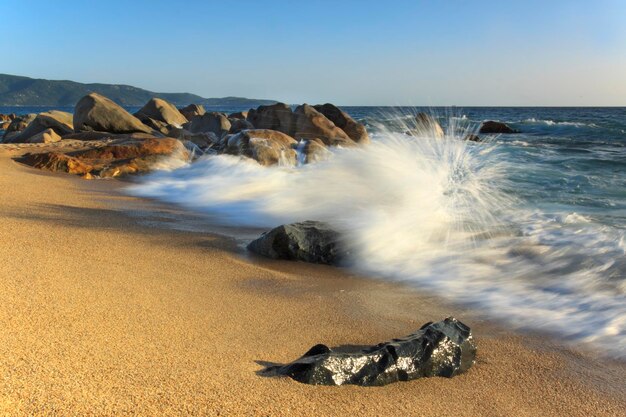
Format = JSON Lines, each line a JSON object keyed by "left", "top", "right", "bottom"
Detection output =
{"left": 266, "top": 317, "right": 476, "bottom": 386}
{"left": 411, "top": 112, "right": 444, "bottom": 138}
{"left": 224, "top": 129, "right": 297, "bottom": 166}
{"left": 74, "top": 93, "right": 152, "bottom": 134}
{"left": 479, "top": 121, "right": 517, "bottom": 134}
{"left": 464, "top": 134, "right": 481, "bottom": 142}
{"left": 135, "top": 98, "right": 188, "bottom": 127}
{"left": 293, "top": 138, "right": 330, "bottom": 164}
{"left": 313, "top": 103, "right": 370, "bottom": 144}
{"left": 247, "top": 220, "right": 345, "bottom": 264}
{"left": 179, "top": 104, "right": 206, "bottom": 120}
{"left": 187, "top": 112, "right": 231, "bottom": 137}
{"left": 22, "top": 137, "right": 189, "bottom": 178}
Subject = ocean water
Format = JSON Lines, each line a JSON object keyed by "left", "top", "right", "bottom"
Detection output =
{"left": 4, "top": 105, "right": 625, "bottom": 358}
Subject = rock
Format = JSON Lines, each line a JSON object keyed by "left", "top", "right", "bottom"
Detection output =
{"left": 228, "top": 118, "right": 254, "bottom": 134}
{"left": 293, "top": 138, "right": 330, "bottom": 164}
{"left": 187, "top": 112, "right": 231, "bottom": 137}
{"left": 224, "top": 129, "right": 297, "bottom": 166}
{"left": 246, "top": 103, "right": 294, "bottom": 134}
{"left": 479, "top": 121, "right": 517, "bottom": 134}
{"left": 0, "top": 121, "right": 10, "bottom": 130}
{"left": 464, "top": 134, "right": 481, "bottom": 142}
{"left": 313, "top": 103, "right": 370, "bottom": 144}
{"left": 266, "top": 317, "right": 476, "bottom": 386}
{"left": 2, "top": 113, "right": 36, "bottom": 142}
{"left": 0, "top": 114, "right": 11, "bottom": 123}
{"left": 73, "top": 93, "right": 152, "bottom": 134}
{"left": 61, "top": 131, "right": 157, "bottom": 141}
{"left": 412, "top": 112, "right": 444, "bottom": 138}
{"left": 168, "top": 127, "right": 219, "bottom": 150}
{"left": 22, "top": 137, "right": 188, "bottom": 178}
{"left": 293, "top": 104, "right": 356, "bottom": 147}
{"left": 9, "top": 110, "right": 74, "bottom": 143}
{"left": 228, "top": 111, "right": 248, "bottom": 120}
{"left": 135, "top": 98, "right": 188, "bottom": 127}
{"left": 179, "top": 104, "right": 206, "bottom": 121}
{"left": 22, "top": 128, "right": 61, "bottom": 144}
{"left": 247, "top": 220, "right": 345, "bottom": 264}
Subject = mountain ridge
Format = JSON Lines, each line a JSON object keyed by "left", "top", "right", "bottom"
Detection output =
{"left": 0, "top": 74, "right": 277, "bottom": 107}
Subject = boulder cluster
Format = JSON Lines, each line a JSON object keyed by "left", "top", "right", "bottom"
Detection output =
{"left": 1, "top": 93, "right": 371, "bottom": 176}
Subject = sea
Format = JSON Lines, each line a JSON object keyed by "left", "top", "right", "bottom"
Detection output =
{"left": 3, "top": 105, "right": 625, "bottom": 359}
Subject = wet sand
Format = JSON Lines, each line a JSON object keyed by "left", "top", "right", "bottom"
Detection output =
{"left": 0, "top": 144, "right": 624, "bottom": 416}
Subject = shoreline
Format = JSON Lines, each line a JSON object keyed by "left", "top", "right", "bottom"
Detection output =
{"left": 1, "top": 144, "right": 624, "bottom": 415}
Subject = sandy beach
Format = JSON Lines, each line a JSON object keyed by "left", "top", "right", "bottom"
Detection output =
{"left": 0, "top": 143, "right": 624, "bottom": 416}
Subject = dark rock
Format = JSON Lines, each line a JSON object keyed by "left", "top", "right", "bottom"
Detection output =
{"left": 228, "top": 118, "right": 254, "bottom": 134}
{"left": 135, "top": 98, "right": 188, "bottom": 127}
{"left": 479, "top": 121, "right": 517, "bottom": 134}
{"left": 464, "top": 134, "right": 481, "bottom": 142}
{"left": 313, "top": 103, "right": 370, "bottom": 144}
{"left": 246, "top": 103, "right": 294, "bottom": 134}
{"left": 247, "top": 221, "right": 345, "bottom": 264}
{"left": 266, "top": 317, "right": 476, "bottom": 386}
{"left": 178, "top": 104, "right": 206, "bottom": 121}
{"left": 224, "top": 129, "right": 297, "bottom": 166}
{"left": 74, "top": 93, "right": 152, "bottom": 134}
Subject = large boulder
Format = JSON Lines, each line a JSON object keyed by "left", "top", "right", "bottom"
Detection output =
{"left": 266, "top": 317, "right": 476, "bottom": 386}
{"left": 224, "top": 129, "right": 297, "bottom": 166}
{"left": 22, "top": 137, "right": 188, "bottom": 178}
{"left": 413, "top": 112, "right": 444, "bottom": 138}
{"left": 246, "top": 103, "right": 294, "bottom": 134}
{"left": 2, "top": 113, "right": 36, "bottom": 142}
{"left": 313, "top": 103, "right": 370, "bottom": 144}
{"left": 135, "top": 98, "right": 188, "bottom": 127}
{"left": 228, "top": 111, "right": 248, "bottom": 120}
{"left": 73, "top": 93, "right": 152, "bottom": 134}
{"left": 292, "top": 104, "right": 355, "bottom": 147}
{"left": 187, "top": 112, "right": 231, "bottom": 137}
{"left": 294, "top": 138, "right": 330, "bottom": 164}
{"left": 179, "top": 104, "right": 205, "bottom": 121}
{"left": 247, "top": 221, "right": 345, "bottom": 264}
{"left": 228, "top": 118, "right": 254, "bottom": 134}
{"left": 479, "top": 121, "right": 517, "bottom": 134}
{"left": 8, "top": 110, "right": 73, "bottom": 143}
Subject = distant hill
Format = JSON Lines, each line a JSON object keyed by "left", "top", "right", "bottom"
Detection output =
{"left": 0, "top": 74, "right": 277, "bottom": 107}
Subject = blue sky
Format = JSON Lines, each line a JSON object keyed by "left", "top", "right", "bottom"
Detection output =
{"left": 1, "top": 0, "right": 625, "bottom": 105}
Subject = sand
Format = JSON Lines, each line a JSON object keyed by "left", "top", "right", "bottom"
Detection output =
{"left": 0, "top": 144, "right": 624, "bottom": 416}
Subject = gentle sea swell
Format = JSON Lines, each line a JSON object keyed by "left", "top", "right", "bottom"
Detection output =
{"left": 128, "top": 109, "right": 626, "bottom": 359}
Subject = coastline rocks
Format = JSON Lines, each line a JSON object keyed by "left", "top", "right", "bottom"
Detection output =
{"left": 247, "top": 221, "right": 345, "bottom": 264}
{"left": 2, "top": 113, "right": 37, "bottom": 142}
{"left": 412, "top": 112, "right": 444, "bottom": 138}
{"left": 228, "top": 111, "right": 248, "bottom": 120}
{"left": 293, "top": 104, "right": 355, "bottom": 147}
{"left": 246, "top": 103, "right": 294, "bottom": 134}
{"left": 464, "top": 134, "right": 481, "bottom": 142}
{"left": 22, "top": 137, "right": 189, "bottom": 178}
{"left": 9, "top": 110, "right": 74, "bottom": 143}
{"left": 73, "top": 93, "right": 152, "bottom": 134}
{"left": 266, "top": 317, "right": 476, "bottom": 386}
{"left": 313, "top": 103, "right": 370, "bottom": 144}
{"left": 224, "top": 129, "right": 297, "bottom": 166}
{"left": 179, "top": 104, "right": 206, "bottom": 121}
{"left": 479, "top": 121, "right": 517, "bottom": 134}
{"left": 135, "top": 98, "right": 188, "bottom": 127}
{"left": 294, "top": 138, "right": 330, "bottom": 164}
{"left": 187, "top": 112, "right": 231, "bottom": 137}
{"left": 22, "top": 128, "right": 61, "bottom": 144}
{"left": 228, "top": 118, "right": 254, "bottom": 134}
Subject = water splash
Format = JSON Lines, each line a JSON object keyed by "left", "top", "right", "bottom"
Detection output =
{"left": 129, "top": 112, "right": 626, "bottom": 359}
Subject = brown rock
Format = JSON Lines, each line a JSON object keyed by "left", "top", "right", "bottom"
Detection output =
{"left": 73, "top": 93, "right": 152, "bottom": 134}
{"left": 313, "top": 104, "right": 370, "bottom": 144}
{"left": 0, "top": 121, "right": 10, "bottom": 130}
{"left": 228, "top": 111, "right": 248, "bottom": 120}
{"left": 413, "top": 112, "right": 444, "bottom": 138}
{"left": 246, "top": 103, "right": 294, "bottom": 134}
{"left": 9, "top": 110, "right": 74, "bottom": 143}
{"left": 294, "top": 138, "right": 330, "bottom": 164}
{"left": 22, "top": 137, "right": 188, "bottom": 178}
{"left": 179, "top": 104, "right": 206, "bottom": 120}
{"left": 135, "top": 98, "right": 188, "bottom": 126}
{"left": 293, "top": 104, "right": 355, "bottom": 147}
{"left": 224, "top": 129, "right": 297, "bottom": 166}
{"left": 229, "top": 118, "right": 254, "bottom": 134}
{"left": 2, "top": 113, "right": 37, "bottom": 142}
{"left": 187, "top": 112, "right": 231, "bottom": 137}
{"left": 23, "top": 128, "right": 62, "bottom": 144}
